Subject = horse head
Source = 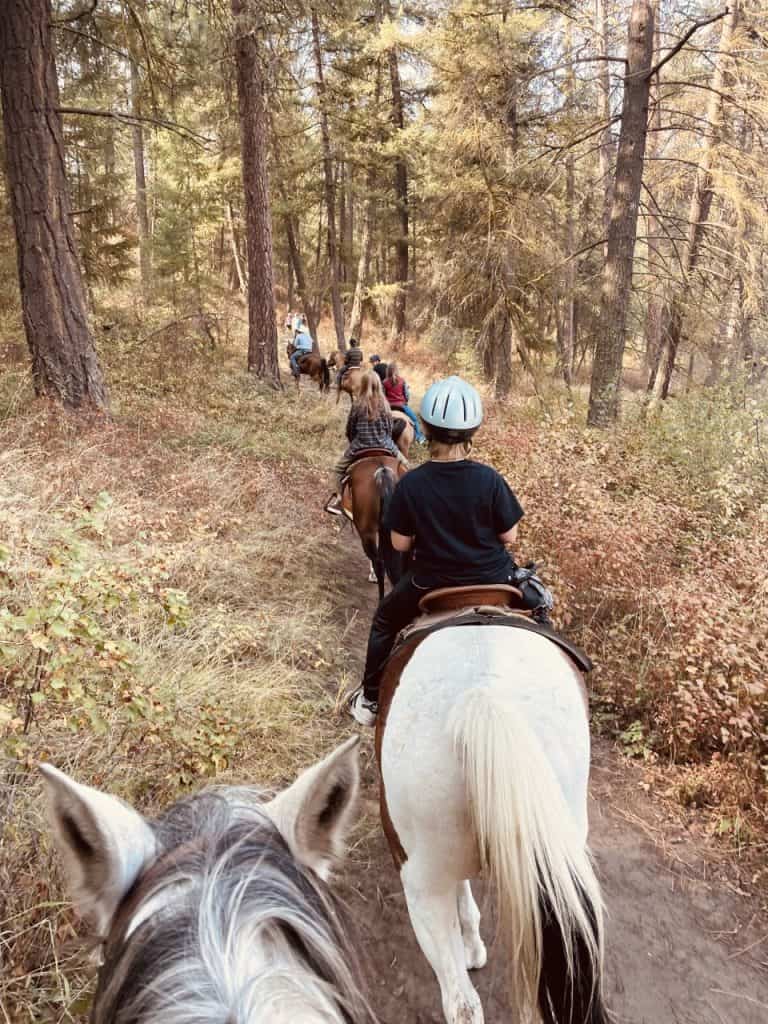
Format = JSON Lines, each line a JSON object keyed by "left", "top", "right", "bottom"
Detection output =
{"left": 40, "top": 738, "right": 375, "bottom": 1024}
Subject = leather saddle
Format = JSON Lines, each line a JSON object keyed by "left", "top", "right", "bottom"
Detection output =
{"left": 392, "top": 584, "right": 592, "bottom": 675}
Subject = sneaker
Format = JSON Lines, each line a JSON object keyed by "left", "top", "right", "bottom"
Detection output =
{"left": 324, "top": 494, "right": 344, "bottom": 516}
{"left": 347, "top": 687, "right": 378, "bottom": 727}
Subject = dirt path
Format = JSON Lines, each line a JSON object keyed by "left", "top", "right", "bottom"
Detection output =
{"left": 324, "top": 529, "right": 768, "bottom": 1024}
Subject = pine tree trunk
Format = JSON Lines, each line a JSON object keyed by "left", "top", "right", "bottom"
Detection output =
{"left": 349, "top": 54, "right": 382, "bottom": 343}
{"left": 284, "top": 214, "right": 319, "bottom": 342}
{"left": 0, "top": 0, "right": 108, "bottom": 410}
{"left": 587, "top": 0, "right": 655, "bottom": 427}
{"left": 595, "top": 0, "right": 614, "bottom": 252}
{"left": 104, "top": 121, "right": 116, "bottom": 228}
{"left": 650, "top": 2, "right": 739, "bottom": 404}
{"left": 130, "top": 59, "right": 151, "bottom": 298}
{"left": 338, "top": 160, "right": 347, "bottom": 285}
{"left": 495, "top": 314, "right": 513, "bottom": 399}
{"left": 386, "top": 18, "right": 409, "bottom": 348}
{"left": 349, "top": 189, "right": 373, "bottom": 342}
{"left": 558, "top": 19, "right": 577, "bottom": 386}
{"left": 225, "top": 201, "right": 247, "bottom": 295}
{"left": 311, "top": 7, "right": 346, "bottom": 351}
{"left": 286, "top": 244, "right": 294, "bottom": 311}
{"left": 232, "top": 0, "right": 280, "bottom": 385}
{"left": 642, "top": 12, "right": 664, "bottom": 379}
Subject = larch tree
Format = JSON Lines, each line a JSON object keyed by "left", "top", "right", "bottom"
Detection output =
{"left": 648, "top": 3, "right": 740, "bottom": 403}
{"left": 0, "top": 0, "right": 108, "bottom": 410}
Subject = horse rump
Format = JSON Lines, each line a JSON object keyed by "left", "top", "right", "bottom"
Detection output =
{"left": 391, "top": 417, "right": 407, "bottom": 444}
{"left": 452, "top": 686, "right": 606, "bottom": 1023}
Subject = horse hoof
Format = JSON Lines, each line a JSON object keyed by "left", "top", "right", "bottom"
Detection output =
{"left": 367, "top": 571, "right": 378, "bottom": 583}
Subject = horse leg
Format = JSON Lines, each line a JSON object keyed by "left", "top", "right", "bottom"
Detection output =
{"left": 457, "top": 881, "right": 486, "bottom": 970}
{"left": 401, "top": 860, "right": 483, "bottom": 1024}
{"left": 362, "top": 538, "right": 384, "bottom": 597}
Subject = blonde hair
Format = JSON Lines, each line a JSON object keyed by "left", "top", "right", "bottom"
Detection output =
{"left": 356, "top": 371, "right": 389, "bottom": 420}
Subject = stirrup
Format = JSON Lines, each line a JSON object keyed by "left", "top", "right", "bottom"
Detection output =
{"left": 324, "top": 494, "right": 344, "bottom": 516}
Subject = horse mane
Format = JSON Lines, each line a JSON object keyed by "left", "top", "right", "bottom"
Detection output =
{"left": 93, "top": 788, "right": 377, "bottom": 1024}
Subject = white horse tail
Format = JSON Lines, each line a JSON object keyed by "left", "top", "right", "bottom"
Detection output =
{"left": 451, "top": 687, "right": 609, "bottom": 1023}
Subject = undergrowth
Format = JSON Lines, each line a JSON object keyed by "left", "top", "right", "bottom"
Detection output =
{"left": 1, "top": 310, "right": 767, "bottom": 1019}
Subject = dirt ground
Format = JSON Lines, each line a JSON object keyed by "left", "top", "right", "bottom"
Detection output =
{"left": 327, "top": 532, "right": 768, "bottom": 1024}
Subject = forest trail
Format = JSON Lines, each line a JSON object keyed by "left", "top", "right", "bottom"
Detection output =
{"left": 323, "top": 526, "right": 768, "bottom": 1024}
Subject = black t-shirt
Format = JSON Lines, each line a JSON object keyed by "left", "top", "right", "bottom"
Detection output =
{"left": 372, "top": 362, "right": 388, "bottom": 382}
{"left": 384, "top": 460, "right": 523, "bottom": 586}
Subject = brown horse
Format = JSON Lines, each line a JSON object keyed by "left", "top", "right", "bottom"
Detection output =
{"left": 391, "top": 410, "right": 415, "bottom": 459}
{"left": 336, "top": 366, "right": 364, "bottom": 405}
{"left": 341, "top": 452, "right": 409, "bottom": 599}
{"left": 286, "top": 343, "right": 336, "bottom": 392}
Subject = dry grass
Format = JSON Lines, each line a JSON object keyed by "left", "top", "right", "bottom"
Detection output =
{"left": 0, "top": 330, "right": 375, "bottom": 1021}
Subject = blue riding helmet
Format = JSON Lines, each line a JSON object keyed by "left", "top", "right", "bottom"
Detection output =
{"left": 420, "top": 376, "right": 483, "bottom": 432}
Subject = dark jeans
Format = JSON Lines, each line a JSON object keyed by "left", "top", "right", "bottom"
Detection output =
{"left": 361, "top": 567, "right": 517, "bottom": 703}
{"left": 361, "top": 573, "right": 428, "bottom": 702}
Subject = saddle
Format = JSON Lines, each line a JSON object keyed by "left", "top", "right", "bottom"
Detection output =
{"left": 391, "top": 584, "right": 593, "bottom": 675}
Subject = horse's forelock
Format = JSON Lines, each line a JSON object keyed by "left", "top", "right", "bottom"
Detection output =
{"left": 92, "top": 788, "right": 375, "bottom": 1024}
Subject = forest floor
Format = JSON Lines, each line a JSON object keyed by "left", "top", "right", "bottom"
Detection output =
{"left": 1, "top": 327, "right": 767, "bottom": 1021}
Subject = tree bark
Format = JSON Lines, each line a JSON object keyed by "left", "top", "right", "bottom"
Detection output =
{"left": 495, "top": 314, "right": 513, "bottom": 399}
{"left": 348, "top": 189, "right": 373, "bottom": 342}
{"left": 0, "top": 0, "right": 108, "bottom": 410}
{"left": 338, "top": 160, "right": 347, "bottom": 285}
{"left": 642, "top": 11, "right": 664, "bottom": 379}
{"left": 130, "top": 58, "right": 151, "bottom": 298}
{"left": 386, "top": 10, "right": 409, "bottom": 348}
{"left": 587, "top": 0, "right": 655, "bottom": 427}
{"left": 557, "top": 18, "right": 577, "bottom": 386}
{"left": 286, "top": 240, "right": 294, "bottom": 311}
{"left": 311, "top": 7, "right": 346, "bottom": 351}
{"left": 232, "top": 0, "right": 280, "bottom": 385}
{"left": 349, "top": 54, "right": 382, "bottom": 343}
{"left": 595, "top": 0, "right": 614, "bottom": 252}
{"left": 650, "top": 2, "right": 739, "bottom": 403}
{"left": 225, "top": 200, "right": 247, "bottom": 295}
{"left": 284, "top": 213, "right": 319, "bottom": 342}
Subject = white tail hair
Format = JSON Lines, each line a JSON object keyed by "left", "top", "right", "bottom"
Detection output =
{"left": 451, "top": 686, "right": 605, "bottom": 1019}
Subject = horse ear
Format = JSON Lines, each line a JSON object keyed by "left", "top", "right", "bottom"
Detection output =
{"left": 266, "top": 736, "right": 360, "bottom": 880}
{"left": 39, "top": 764, "right": 156, "bottom": 936}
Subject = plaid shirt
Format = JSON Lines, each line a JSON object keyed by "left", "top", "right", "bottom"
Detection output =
{"left": 345, "top": 407, "right": 397, "bottom": 455}
{"left": 344, "top": 347, "right": 364, "bottom": 369}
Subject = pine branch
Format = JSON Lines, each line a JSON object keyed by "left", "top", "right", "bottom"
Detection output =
{"left": 642, "top": 10, "right": 731, "bottom": 81}
{"left": 56, "top": 25, "right": 133, "bottom": 63}
{"left": 56, "top": 107, "right": 213, "bottom": 146}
